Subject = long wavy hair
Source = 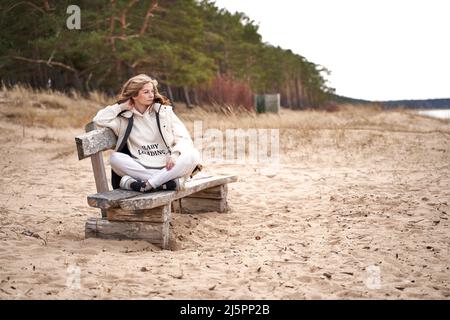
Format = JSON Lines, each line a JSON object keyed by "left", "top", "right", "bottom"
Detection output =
{"left": 116, "top": 74, "right": 171, "bottom": 106}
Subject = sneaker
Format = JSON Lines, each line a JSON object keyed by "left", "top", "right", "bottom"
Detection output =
{"left": 119, "top": 175, "right": 148, "bottom": 192}
{"left": 156, "top": 177, "right": 185, "bottom": 191}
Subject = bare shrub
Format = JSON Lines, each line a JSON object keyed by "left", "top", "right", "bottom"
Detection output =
{"left": 196, "top": 75, "right": 254, "bottom": 112}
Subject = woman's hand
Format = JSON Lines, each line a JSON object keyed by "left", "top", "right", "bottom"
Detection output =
{"left": 166, "top": 157, "right": 175, "bottom": 171}
{"left": 166, "top": 152, "right": 180, "bottom": 170}
{"left": 119, "top": 99, "right": 134, "bottom": 111}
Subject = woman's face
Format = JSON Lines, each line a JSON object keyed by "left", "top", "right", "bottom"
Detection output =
{"left": 132, "top": 83, "right": 155, "bottom": 106}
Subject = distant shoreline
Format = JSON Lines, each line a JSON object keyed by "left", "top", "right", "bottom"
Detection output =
{"left": 333, "top": 95, "right": 450, "bottom": 110}
{"left": 416, "top": 109, "right": 450, "bottom": 120}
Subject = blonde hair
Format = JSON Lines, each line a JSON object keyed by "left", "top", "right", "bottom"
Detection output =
{"left": 117, "top": 74, "right": 171, "bottom": 105}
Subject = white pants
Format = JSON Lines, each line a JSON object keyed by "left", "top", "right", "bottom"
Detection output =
{"left": 110, "top": 149, "right": 200, "bottom": 188}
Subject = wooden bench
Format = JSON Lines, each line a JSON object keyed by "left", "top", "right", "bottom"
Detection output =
{"left": 75, "top": 123, "right": 238, "bottom": 249}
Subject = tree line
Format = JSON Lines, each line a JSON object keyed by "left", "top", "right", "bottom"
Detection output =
{"left": 0, "top": 0, "right": 334, "bottom": 109}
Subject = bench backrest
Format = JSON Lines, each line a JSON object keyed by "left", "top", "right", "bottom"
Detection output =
{"left": 75, "top": 122, "right": 117, "bottom": 194}
{"left": 76, "top": 122, "right": 117, "bottom": 160}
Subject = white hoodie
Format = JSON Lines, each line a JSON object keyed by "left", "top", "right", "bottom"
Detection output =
{"left": 93, "top": 102, "right": 195, "bottom": 168}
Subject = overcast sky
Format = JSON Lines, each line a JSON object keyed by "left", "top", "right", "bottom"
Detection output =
{"left": 213, "top": 0, "right": 450, "bottom": 101}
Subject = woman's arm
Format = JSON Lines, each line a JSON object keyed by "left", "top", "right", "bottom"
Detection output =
{"left": 93, "top": 101, "right": 132, "bottom": 135}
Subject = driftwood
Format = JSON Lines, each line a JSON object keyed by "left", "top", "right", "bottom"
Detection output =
{"left": 85, "top": 217, "right": 170, "bottom": 249}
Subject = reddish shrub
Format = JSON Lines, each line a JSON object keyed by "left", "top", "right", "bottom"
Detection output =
{"left": 323, "top": 101, "right": 340, "bottom": 112}
{"left": 196, "top": 75, "right": 254, "bottom": 111}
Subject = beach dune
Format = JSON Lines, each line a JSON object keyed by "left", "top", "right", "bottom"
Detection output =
{"left": 0, "top": 103, "right": 449, "bottom": 299}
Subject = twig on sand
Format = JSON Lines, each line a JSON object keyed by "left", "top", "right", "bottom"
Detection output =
{"left": 268, "top": 260, "right": 308, "bottom": 265}
{"left": 22, "top": 230, "right": 47, "bottom": 245}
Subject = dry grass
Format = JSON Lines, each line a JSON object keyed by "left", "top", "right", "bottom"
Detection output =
{"left": 0, "top": 85, "right": 113, "bottom": 128}
{"left": 174, "top": 101, "right": 450, "bottom": 158}
{"left": 0, "top": 85, "right": 387, "bottom": 131}
{"left": 0, "top": 86, "right": 448, "bottom": 155}
{"left": 177, "top": 102, "right": 389, "bottom": 132}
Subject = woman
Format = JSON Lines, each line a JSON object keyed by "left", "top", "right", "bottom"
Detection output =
{"left": 93, "top": 74, "right": 201, "bottom": 192}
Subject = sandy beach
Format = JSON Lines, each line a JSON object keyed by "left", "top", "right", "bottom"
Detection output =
{"left": 0, "top": 103, "right": 449, "bottom": 299}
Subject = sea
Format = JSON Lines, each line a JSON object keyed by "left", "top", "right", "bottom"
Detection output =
{"left": 416, "top": 109, "right": 450, "bottom": 120}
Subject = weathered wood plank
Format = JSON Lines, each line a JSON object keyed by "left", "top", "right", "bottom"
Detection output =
{"left": 87, "top": 175, "right": 237, "bottom": 210}
{"left": 106, "top": 204, "right": 170, "bottom": 223}
{"left": 75, "top": 127, "right": 117, "bottom": 160}
{"left": 89, "top": 147, "right": 109, "bottom": 193}
{"left": 119, "top": 175, "right": 238, "bottom": 210}
{"left": 87, "top": 189, "right": 141, "bottom": 209}
{"left": 85, "top": 217, "right": 170, "bottom": 249}
{"left": 85, "top": 122, "right": 109, "bottom": 218}
{"left": 173, "top": 198, "right": 229, "bottom": 214}
{"left": 85, "top": 121, "right": 96, "bottom": 132}
{"left": 188, "top": 185, "right": 227, "bottom": 199}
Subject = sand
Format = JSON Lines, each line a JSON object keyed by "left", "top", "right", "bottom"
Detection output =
{"left": 0, "top": 107, "right": 449, "bottom": 299}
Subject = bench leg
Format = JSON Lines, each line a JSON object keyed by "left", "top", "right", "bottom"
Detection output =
{"left": 187, "top": 184, "right": 228, "bottom": 199}
{"left": 85, "top": 203, "right": 172, "bottom": 250}
{"left": 172, "top": 185, "right": 230, "bottom": 214}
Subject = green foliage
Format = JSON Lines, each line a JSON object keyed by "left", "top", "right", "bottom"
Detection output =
{"left": 0, "top": 0, "right": 332, "bottom": 107}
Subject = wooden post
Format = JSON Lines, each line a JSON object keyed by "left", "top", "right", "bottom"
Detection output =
{"left": 85, "top": 122, "right": 109, "bottom": 218}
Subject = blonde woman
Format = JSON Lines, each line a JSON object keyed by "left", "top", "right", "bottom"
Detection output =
{"left": 93, "top": 74, "right": 201, "bottom": 192}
